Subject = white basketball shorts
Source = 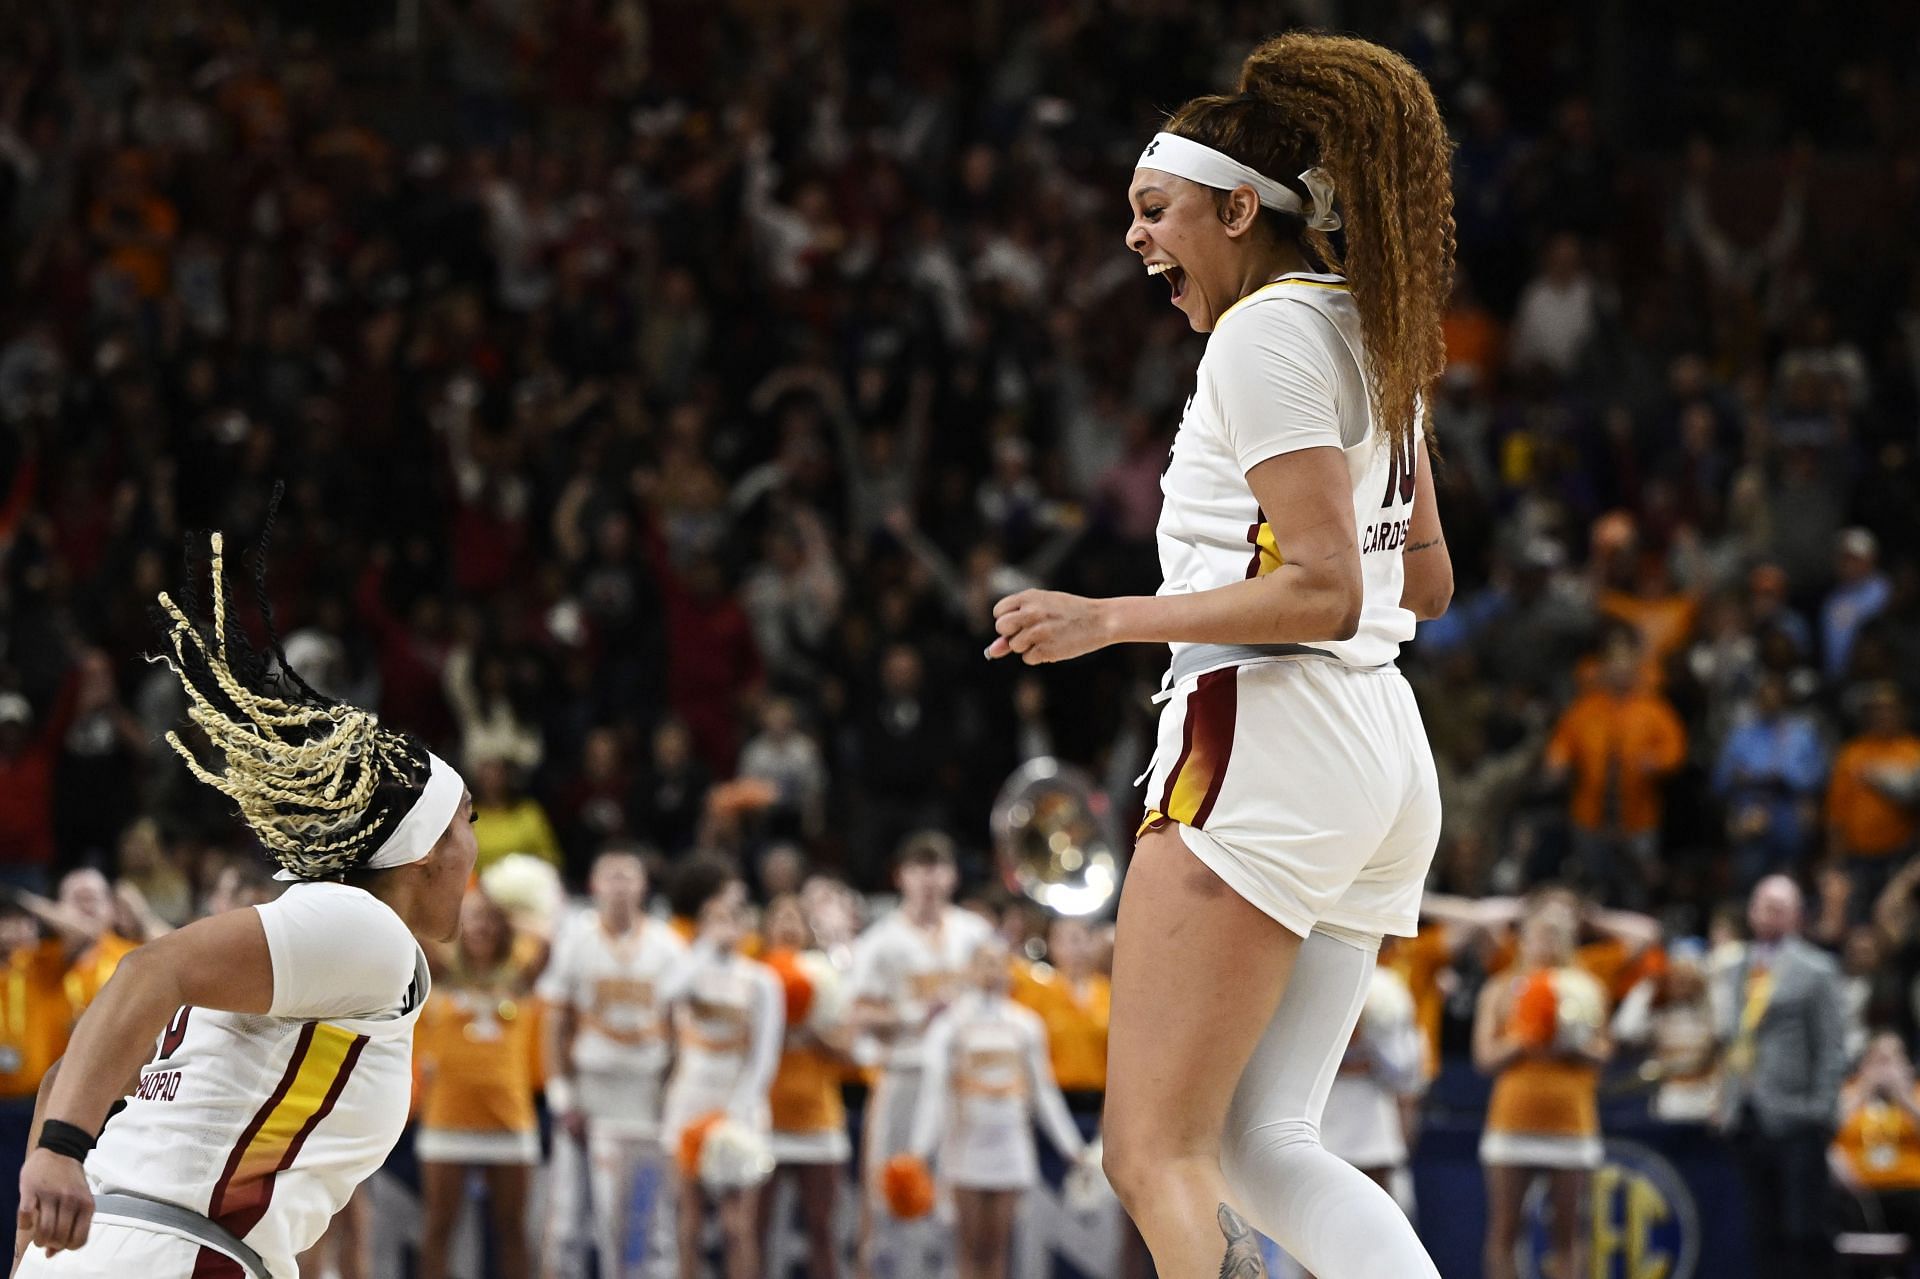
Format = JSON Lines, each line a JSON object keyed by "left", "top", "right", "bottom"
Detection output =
{"left": 1140, "top": 657, "right": 1440, "bottom": 941}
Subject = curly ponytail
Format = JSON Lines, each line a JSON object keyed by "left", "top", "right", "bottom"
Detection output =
{"left": 1165, "top": 32, "right": 1455, "bottom": 452}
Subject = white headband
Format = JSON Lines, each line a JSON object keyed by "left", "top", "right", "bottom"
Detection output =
{"left": 275, "top": 751, "right": 465, "bottom": 881}
{"left": 1136, "top": 132, "right": 1342, "bottom": 233}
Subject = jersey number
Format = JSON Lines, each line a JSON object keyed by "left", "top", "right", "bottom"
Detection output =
{"left": 1380, "top": 433, "right": 1417, "bottom": 509}
{"left": 158, "top": 1006, "right": 192, "bottom": 1061}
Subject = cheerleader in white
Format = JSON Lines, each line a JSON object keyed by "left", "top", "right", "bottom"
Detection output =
{"left": 14, "top": 526, "right": 475, "bottom": 1279}
{"left": 909, "top": 939, "right": 1087, "bottom": 1279}
{"left": 539, "top": 848, "right": 687, "bottom": 1279}
{"left": 986, "top": 33, "right": 1455, "bottom": 1279}
{"left": 658, "top": 860, "right": 783, "bottom": 1279}
{"left": 846, "top": 832, "right": 994, "bottom": 1278}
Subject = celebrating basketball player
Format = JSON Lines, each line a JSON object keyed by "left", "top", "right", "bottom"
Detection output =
{"left": 15, "top": 526, "right": 474, "bottom": 1279}
{"left": 988, "top": 32, "right": 1455, "bottom": 1279}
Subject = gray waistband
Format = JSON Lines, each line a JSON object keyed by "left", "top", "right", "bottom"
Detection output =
{"left": 1164, "top": 642, "right": 1330, "bottom": 688}
{"left": 94, "top": 1192, "right": 272, "bottom": 1279}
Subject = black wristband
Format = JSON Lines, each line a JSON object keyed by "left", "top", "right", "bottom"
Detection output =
{"left": 36, "top": 1118, "right": 94, "bottom": 1162}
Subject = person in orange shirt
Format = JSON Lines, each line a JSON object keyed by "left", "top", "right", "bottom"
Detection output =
{"left": 1474, "top": 890, "right": 1613, "bottom": 1279}
{"left": 1440, "top": 270, "right": 1503, "bottom": 383}
{"left": 1832, "top": 1031, "right": 1920, "bottom": 1245}
{"left": 759, "top": 895, "right": 852, "bottom": 1279}
{"left": 414, "top": 889, "right": 546, "bottom": 1279}
{"left": 1827, "top": 683, "right": 1920, "bottom": 911}
{"left": 1543, "top": 630, "right": 1687, "bottom": 909}
{"left": 87, "top": 151, "right": 179, "bottom": 300}
{"left": 1597, "top": 546, "right": 1699, "bottom": 669}
{"left": 1388, "top": 894, "right": 1532, "bottom": 1083}
{"left": 1011, "top": 916, "right": 1110, "bottom": 1104}
{"left": 0, "top": 870, "right": 140, "bottom": 1099}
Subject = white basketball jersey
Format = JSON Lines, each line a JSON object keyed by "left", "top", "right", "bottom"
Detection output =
{"left": 847, "top": 908, "right": 995, "bottom": 1071}
{"left": 86, "top": 883, "right": 427, "bottom": 1279}
{"left": 1155, "top": 273, "right": 1418, "bottom": 685}
{"left": 537, "top": 909, "right": 686, "bottom": 1080}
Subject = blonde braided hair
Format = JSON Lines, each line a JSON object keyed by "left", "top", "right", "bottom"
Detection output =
{"left": 153, "top": 517, "right": 431, "bottom": 880}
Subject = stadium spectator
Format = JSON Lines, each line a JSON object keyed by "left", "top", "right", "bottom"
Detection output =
{"left": 1824, "top": 528, "right": 1893, "bottom": 682}
{"left": 1827, "top": 683, "right": 1920, "bottom": 908}
{"left": 471, "top": 755, "right": 564, "bottom": 873}
{"left": 50, "top": 649, "right": 148, "bottom": 874}
{"left": 552, "top": 725, "right": 637, "bottom": 875}
{"left": 1713, "top": 672, "right": 1828, "bottom": 890}
{"left": 631, "top": 718, "right": 711, "bottom": 861}
{"left": 737, "top": 696, "right": 830, "bottom": 843}
{"left": 443, "top": 635, "right": 545, "bottom": 776}
{"left": 1716, "top": 875, "right": 1847, "bottom": 1279}
{"left": 1507, "top": 233, "right": 1601, "bottom": 382}
{"left": 0, "top": 679, "right": 75, "bottom": 894}
{"left": 1831, "top": 1032, "right": 1920, "bottom": 1259}
{"left": 1542, "top": 631, "right": 1688, "bottom": 907}
{"left": 0, "top": 869, "right": 138, "bottom": 1100}
{"left": 1612, "top": 938, "right": 1721, "bottom": 1123}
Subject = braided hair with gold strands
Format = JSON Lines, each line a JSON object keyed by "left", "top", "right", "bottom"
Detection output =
{"left": 151, "top": 496, "right": 433, "bottom": 881}
{"left": 1164, "top": 31, "right": 1456, "bottom": 456}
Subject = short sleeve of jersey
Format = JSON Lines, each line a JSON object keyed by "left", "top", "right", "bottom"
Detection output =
{"left": 256, "top": 883, "right": 419, "bottom": 1022}
{"left": 1202, "top": 299, "right": 1346, "bottom": 473}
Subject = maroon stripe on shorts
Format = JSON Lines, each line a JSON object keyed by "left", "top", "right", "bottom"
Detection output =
{"left": 189, "top": 1247, "right": 245, "bottom": 1278}
{"left": 1187, "top": 667, "right": 1239, "bottom": 828}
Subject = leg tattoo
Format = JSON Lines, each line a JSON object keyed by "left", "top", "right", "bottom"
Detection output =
{"left": 1216, "top": 1203, "right": 1266, "bottom": 1279}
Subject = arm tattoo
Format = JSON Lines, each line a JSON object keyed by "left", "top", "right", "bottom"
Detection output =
{"left": 1217, "top": 1203, "right": 1266, "bottom": 1278}
{"left": 1404, "top": 538, "right": 1442, "bottom": 554}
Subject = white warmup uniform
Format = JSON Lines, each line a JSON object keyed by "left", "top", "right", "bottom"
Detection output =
{"left": 909, "top": 992, "right": 1084, "bottom": 1191}
{"left": 1320, "top": 966, "right": 1425, "bottom": 1172}
{"left": 1138, "top": 273, "right": 1441, "bottom": 941}
{"left": 847, "top": 908, "right": 996, "bottom": 1197}
{"left": 658, "top": 947, "right": 784, "bottom": 1155}
{"left": 21, "top": 883, "right": 427, "bottom": 1279}
{"left": 538, "top": 909, "right": 687, "bottom": 1279}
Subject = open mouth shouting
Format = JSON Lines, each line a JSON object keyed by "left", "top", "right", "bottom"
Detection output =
{"left": 1146, "top": 260, "right": 1187, "bottom": 305}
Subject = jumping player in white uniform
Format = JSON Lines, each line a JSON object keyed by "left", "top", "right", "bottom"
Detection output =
{"left": 987, "top": 33, "right": 1454, "bottom": 1279}
{"left": 13, "top": 525, "right": 476, "bottom": 1279}
{"left": 658, "top": 859, "right": 783, "bottom": 1279}
{"left": 909, "top": 939, "right": 1087, "bottom": 1279}
{"left": 540, "top": 847, "right": 686, "bottom": 1279}
{"left": 846, "top": 833, "right": 994, "bottom": 1279}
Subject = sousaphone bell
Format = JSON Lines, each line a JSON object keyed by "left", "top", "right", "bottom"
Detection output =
{"left": 990, "top": 758, "right": 1122, "bottom": 917}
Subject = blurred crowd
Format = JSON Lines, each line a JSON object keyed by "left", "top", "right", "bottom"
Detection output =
{"left": 4, "top": 0, "right": 1920, "bottom": 1272}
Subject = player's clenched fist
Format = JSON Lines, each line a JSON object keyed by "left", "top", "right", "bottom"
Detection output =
{"left": 986, "top": 589, "right": 1115, "bottom": 665}
{"left": 17, "top": 1147, "right": 94, "bottom": 1257}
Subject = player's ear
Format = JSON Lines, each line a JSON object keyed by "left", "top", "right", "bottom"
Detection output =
{"left": 1220, "top": 186, "right": 1262, "bottom": 238}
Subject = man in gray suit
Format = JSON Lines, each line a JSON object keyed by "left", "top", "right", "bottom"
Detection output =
{"left": 1716, "top": 874, "right": 1848, "bottom": 1279}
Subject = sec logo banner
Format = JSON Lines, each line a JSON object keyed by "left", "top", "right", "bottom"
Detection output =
{"left": 1521, "top": 1139, "right": 1699, "bottom": 1279}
